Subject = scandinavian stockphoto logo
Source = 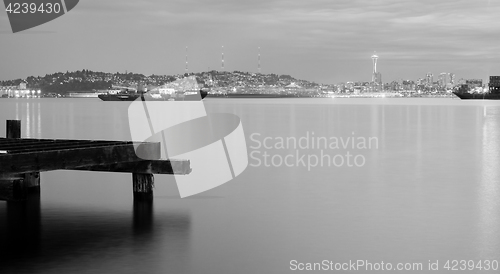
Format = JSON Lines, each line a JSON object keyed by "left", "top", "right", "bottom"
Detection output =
{"left": 128, "top": 76, "right": 248, "bottom": 198}
{"left": 249, "top": 131, "right": 379, "bottom": 170}
{"left": 4, "top": 0, "right": 79, "bottom": 33}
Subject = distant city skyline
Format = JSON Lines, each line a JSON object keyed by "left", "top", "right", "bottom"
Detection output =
{"left": 1, "top": 0, "right": 499, "bottom": 84}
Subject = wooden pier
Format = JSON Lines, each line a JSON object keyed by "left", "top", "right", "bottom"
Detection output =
{"left": 0, "top": 120, "right": 191, "bottom": 202}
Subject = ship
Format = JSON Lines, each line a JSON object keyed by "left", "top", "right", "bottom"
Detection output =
{"left": 453, "top": 92, "right": 500, "bottom": 100}
{"left": 98, "top": 89, "right": 208, "bottom": 101}
{"left": 98, "top": 77, "right": 208, "bottom": 101}
{"left": 453, "top": 76, "right": 500, "bottom": 100}
{"left": 207, "top": 93, "right": 301, "bottom": 98}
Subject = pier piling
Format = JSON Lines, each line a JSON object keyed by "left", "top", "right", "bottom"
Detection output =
{"left": 132, "top": 173, "right": 154, "bottom": 201}
{"left": 6, "top": 120, "right": 41, "bottom": 196}
{"left": 23, "top": 172, "right": 41, "bottom": 193}
{"left": 1, "top": 120, "right": 37, "bottom": 201}
{"left": 0, "top": 175, "right": 26, "bottom": 202}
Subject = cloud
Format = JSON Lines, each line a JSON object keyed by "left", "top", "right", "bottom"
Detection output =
{"left": 2, "top": 0, "right": 499, "bottom": 83}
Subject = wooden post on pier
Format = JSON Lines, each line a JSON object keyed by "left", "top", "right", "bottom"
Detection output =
{"left": 1, "top": 121, "right": 28, "bottom": 201}
{"left": 2, "top": 120, "right": 40, "bottom": 201}
{"left": 6, "top": 120, "right": 41, "bottom": 195}
{"left": 132, "top": 173, "right": 154, "bottom": 201}
{"left": 6, "top": 120, "right": 20, "bottom": 139}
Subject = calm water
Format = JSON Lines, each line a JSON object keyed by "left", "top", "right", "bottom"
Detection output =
{"left": 1, "top": 98, "right": 500, "bottom": 273}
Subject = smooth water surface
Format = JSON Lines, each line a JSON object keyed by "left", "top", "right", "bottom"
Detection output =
{"left": 0, "top": 98, "right": 499, "bottom": 273}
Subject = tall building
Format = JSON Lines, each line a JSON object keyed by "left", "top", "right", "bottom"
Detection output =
{"left": 374, "top": 72, "right": 382, "bottom": 85}
{"left": 437, "top": 72, "right": 455, "bottom": 89}
{"left": 438, "top": 73, "right": 449, "bottom": 88}
{"left": 426, "top": 73, "right": 433, "bottom": 85}
{"left": 489, "top": 76, "right": 500, "bottom": 93}
{"left": 371, "top": 53, "right": 378, "bottom": 82}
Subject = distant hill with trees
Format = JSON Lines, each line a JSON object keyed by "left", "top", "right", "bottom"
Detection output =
{"left": 0, "top": 70, "right": 320, "bottom": 95}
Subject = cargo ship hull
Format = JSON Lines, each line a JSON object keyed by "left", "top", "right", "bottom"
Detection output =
{"left": 207, "top": 93, "right": 301, "bottom": 98}
{"left": 98, "top": 94, "right": 140, "bottom": 101}
{"left": 98, "top": 90, "right": 208, "bottom": 101}
{"left": 453, "top": 92, "right": 500, "bottom": 100}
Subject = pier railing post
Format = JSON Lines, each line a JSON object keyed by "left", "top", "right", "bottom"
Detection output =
{"left": 132, "top": 173, "right": 154, "bottom": 201}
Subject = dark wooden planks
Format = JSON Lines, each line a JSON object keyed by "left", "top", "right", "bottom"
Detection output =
{"left": 0, "top": 141, "right": 161, "bottom": 173}
{"left": 0, "top": 138, "right": 132, "bottom": 153}
{"left": 71, "top": 159, "right": 191, "bottom": 175}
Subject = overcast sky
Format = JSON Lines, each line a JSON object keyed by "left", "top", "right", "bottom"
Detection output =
{"left": 1, "top": 0, "right": 499, "bottom": 84}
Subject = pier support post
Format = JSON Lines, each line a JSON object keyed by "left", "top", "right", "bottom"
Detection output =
{"left": 132, "top": 173, "right": 154, "bottom": 201}
{"left": 2, "top": 120, "right": 40, "bottom": 201}
{"left": 23, "top": 172, "right": 40, "bottom": 193}
{"left": 0, "top": 191, "right": 41, "bottom": 261}
{"left": 0, "top": 176, "right": 27, "bottom": 202}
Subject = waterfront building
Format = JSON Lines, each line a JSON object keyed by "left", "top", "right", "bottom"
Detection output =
{"left": 489, "top": 76, "right": 500, "bottom": 93}
{"left": 345, "top": 82, "right": 354, "bottom": 92}
{"left": 388, "top": 81, "right": 400, "bottom": 91}
{"left": 466, "top": 79, "right": 483, "bottom": 89}
{"left": 402, "top": 80, "right": 415, "bottom": 91}
{"left": 0, "top": 82, "right": 39, "bottom": 97}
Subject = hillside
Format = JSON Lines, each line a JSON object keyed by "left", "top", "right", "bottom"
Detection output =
{"left": 0, "top": 70, "right": 320, "bottom": 94}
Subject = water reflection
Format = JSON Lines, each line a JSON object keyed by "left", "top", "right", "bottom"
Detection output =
{"left": 37, "top": 102, "right": 41, "bottom": 137}
{"left": 15, "top": 101, "right": 19, "bottom": 120}
{"left": 415, "top": 105, "right": 422, "bottom": 182}
{"left": 0, "top": 199, "right": 191, "bottom": 273}
{"left": 26, "top": 101, "right": 30, "bottom": 135}
{"left": 0, "top": 193, "right": 41, "bottom": 269}
{"left": 133, "top": 199, "right": 154, "bottom": 236}
{"left": 478, "top": 106, "right": 500, "bottom": 257}
{"left": 5, "top": 100, "right": 43, "bottom": 138}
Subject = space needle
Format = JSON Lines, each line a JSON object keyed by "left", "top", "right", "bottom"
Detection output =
{"left": 371, "top": 52, "right": 378, "bottom": 82}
